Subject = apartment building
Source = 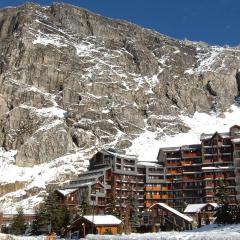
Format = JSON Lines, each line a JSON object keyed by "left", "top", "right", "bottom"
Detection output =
{"left": 201, "top": 130, "right": 236, "bottom": 203}
{"left": 60, "top": 125, "right": 240, "bottom": 218}
{"left": 157, "top": 125, "right": 240, "bottom": 210}
{"left": 63, "top": 149, "right": 148, "bottom": 220}
{"left": 158, "top": 145, "right": 203, "bottom": 211}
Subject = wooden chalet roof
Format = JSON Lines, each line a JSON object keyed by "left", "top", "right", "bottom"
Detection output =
{"left": 150, "top": 203, "right": 193, "bottom": 222}
{"left": 184, "top": 203, "right": 218, "bottom": 213}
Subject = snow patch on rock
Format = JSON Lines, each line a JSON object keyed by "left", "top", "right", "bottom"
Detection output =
{"left": 128, "top": 104, "right": 240, "bottom": 162}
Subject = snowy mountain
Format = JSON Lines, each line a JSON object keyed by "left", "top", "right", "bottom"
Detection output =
{"left": 0, "top": 2, "right": 240, "bottom": 212}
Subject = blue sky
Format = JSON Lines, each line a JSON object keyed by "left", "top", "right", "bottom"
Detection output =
{"left": 1, "top": 0, "right": 239, "bottom": 46}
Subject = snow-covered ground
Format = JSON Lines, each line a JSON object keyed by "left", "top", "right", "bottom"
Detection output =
{"left": 2, "top": 224, "right": 239, "bottom": 240}
{"left": 86, "top": 224, "right": 240, "bottom": 240}
{"left": 128, "top": 104, "right": 240, "bottom": 162}
{"left": 0, "top": 148, "right": 90, "bottom": 214}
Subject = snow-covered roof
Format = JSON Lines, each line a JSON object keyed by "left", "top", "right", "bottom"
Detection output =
{"left": 181, "top": 144, "right": 201, "bottom": 150}
{"left": 200, "top": 132, "right": 230, "bottom": 140}
{"left": 150, "top": 203, "right": 193, "bottom": 222}
{"left": 210, "top": 203, "right": 218, "bottom": 208}
{"left": 184, "top": 203, "right": 218, "bottom": 213}
{"left": 56, "top": 188, "right": 78, "bottom": 196}
{"left": 232, "top": 138, "right": 240, "bottom": 143}
{"left": 77, "top": 174, "right": 102, "bottom": 181}
{"left": 137, "top": 161, "right": 161, "bottom": 167}
{"left": 202, "top": 166, "right": 233, "bottom": 171}
{"left": 83, "top": 215, "right": 121, "bottom": 225}
{"left": 79, "top": 166, "right": 111, "bottom": 176}
{"left": 160, "top": 147, "right": 181, "bottom": 152}
{"left": 69, "top": 181, "right": 96, "bottom": 188}
{"left": 101, "top": 149, "right": 137, "bottom": 160}
{"left": 184, "top": 204, "right": 207, "bottom": 213}
{"left": 202, "top": 167, "right": 218, "bottom": 170}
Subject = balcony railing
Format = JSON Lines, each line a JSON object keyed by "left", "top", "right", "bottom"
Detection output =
{"left": 204, "top": 175, "right": 214, "bottom": 179}
{"left": 182, "top": 153, "right": 201, "bottom": 158}
{"left": 204, "top": 192, "right": 215, "bottom": 196}
{"left": 203, "top": 159, "right": 213, "bottom": 164}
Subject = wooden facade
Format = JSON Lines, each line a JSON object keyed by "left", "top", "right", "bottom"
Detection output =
{"left": 55, "top": 189, "right": 78, "bottom": 215}
{"left": 184, "top": 203, "right": 218, "bottom": 226}
{"left": 147, "top": 203, "right": 193, "bottom": 231}
{"left": 0, "top": 212, "right": 35, "bottom": 227}
{"left": 69, "top": 215, "right": 121, "bottom": 237}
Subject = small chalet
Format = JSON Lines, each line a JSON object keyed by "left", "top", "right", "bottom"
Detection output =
{"left": 184, "top": 203, "right": 218, "bottom": 226}
{"left": 0, "top": 210, "right": 35, "bottom": 227}
{"left": 147, "top": 203, "right": 193, "bottom": 232}
{"left": 55, "top": 189, "right": 78, "bottom": 215}
{"left": 68, "top": 215, "right": 121, "bottom": 237}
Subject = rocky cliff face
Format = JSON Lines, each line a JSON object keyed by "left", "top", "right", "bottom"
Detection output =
{"left": 0, "top": 2, "right": 240, "bottom": 210}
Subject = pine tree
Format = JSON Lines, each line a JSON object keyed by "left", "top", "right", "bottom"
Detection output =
{"left": 106, "top": 192, "right": 118, "bottom": 217}
{"left": 60, "top": 205, "right": 71, "bottom": 228}
{"left": 127, "top": 192, "right": 139, "bottom": 233}
{"left": 10, "top": 207, "right": 26, "bottom": 235}
{"left": 1, "top": 225, "right": 9, "bottom": 234}
{"left": 215, "top": 180, "right": 234, "bottom": 224}
{"left": 74, "top": 191, "right": 91, "bottom": 219}
{"left": 235, "top": 203, "right": 240, "bottom": 223}
{"left": 215, "top": 179, "right": 226, "bottom": 204}
{"left": 32, "top": 190, "right": 71, "bottom": 235}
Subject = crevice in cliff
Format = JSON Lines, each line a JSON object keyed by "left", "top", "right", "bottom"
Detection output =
{"left": 235, "top": 70, "right": 240, "bottom": 104}
{"left": 0, "top": 55, "right": 6, "bottom": 74}
{"left": 236, "top": 70, "right": 240, "bottom": 95}
{"left": 0, "top": 19, "right": 4, "bottom": 34}
{"left": 8, "top": 15, "right": 20, "bottom": 34}
{"left": 71, "top": 134, "right": 79, "bottom": 147}
{"left": 206, "top": 81, "right": 217, "bottom": 97}
{"left": 123, "top": 40, "right": 141, "bottom": 71}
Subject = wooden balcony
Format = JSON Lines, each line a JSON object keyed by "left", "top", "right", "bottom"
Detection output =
{"left": 204, "top": 192, "right": 215, "bottom": 196}
{"left": 167, "top": 164, "right": 181, "bottom": 168}
{"left": 203, "top": 159, "right": 213, "bottom": 164}
{"left": 182, "top": 176, "right": 201, "bottom": 181}
{"left": 153, "top": 186, "right": 161, "bottom": 191}
{"left": 162, "top": 186, "right": 169, "bottom": 191}
{"left": 215, "top": 174, "right": 225, "bottom": 179}
{"left": 182, "top": 152, "right": 200, "bottom": 158}
{"left": 234, "top": 146, "right": 240, "bottom": 151}
{"left": 181, "top": 161, "right": 191, "bottom": 166}
{"left": 225, "top": 174, "right": 235, "bottom": 179}
{"left": 145, "top": 202, "right": 151, "bottom": 208}
{"left": 204, "top": 175, "right": 214, "bottom": 179}
{"left": 204, "top": 184, "right": 215, "bottom": 188}
{"left": 145, "top": 194, "right": 151, "bottom": 200}
{"left": 145, "top": 186, "right": 152, "bottom": 191}
{"left": 152, "top": 195, "right": 161, "bottom": 200}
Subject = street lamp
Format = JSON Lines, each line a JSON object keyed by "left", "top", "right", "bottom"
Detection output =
{"left": 82, "top": 223, "right": 85, "bottom": 238}
{"left": 147, "top": 208, "right": 152, "bottom": 225}
{"left": 91, "top": 196, "right": 95, "bottom": 234}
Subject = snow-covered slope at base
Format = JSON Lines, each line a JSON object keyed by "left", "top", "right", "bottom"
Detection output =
{"left": 0, "top": 148, "right": 90, "bottom": 213}
{"left": 1, "top": 224, "right": 239, "bottom": 240}
{"left": 86, "top": 224, "right": 240, "bottom": 240}
{"left": 128, "top": 105, "right": 240, "bottom": 162}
